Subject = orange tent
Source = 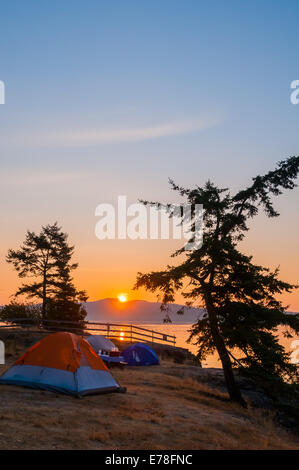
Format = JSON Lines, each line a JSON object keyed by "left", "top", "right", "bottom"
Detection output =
{"left": 0, "top": 332, "right": 123, "bottom": 396}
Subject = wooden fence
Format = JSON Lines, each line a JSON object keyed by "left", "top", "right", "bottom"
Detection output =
{"left": 0, "top": 318, "right": 176, "bottom": 347}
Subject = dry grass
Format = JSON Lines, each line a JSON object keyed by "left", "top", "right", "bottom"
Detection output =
{"left": 0, "top": 356, "right": 298, "bottom": 450}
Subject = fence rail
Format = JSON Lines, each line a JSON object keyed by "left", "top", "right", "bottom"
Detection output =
{"left": 0, "top": 318, "right": 176, "bottom": 347}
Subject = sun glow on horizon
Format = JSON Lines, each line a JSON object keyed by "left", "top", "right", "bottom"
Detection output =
{"left": 118, "top": 294, "right": 127, "bottom": 302}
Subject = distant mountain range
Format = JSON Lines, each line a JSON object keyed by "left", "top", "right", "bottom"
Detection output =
{"left": 84, "top": 298, "right": 205, "bottom": 324}
{"left": 1, "top": 298, "right": 296, "bottom": 324}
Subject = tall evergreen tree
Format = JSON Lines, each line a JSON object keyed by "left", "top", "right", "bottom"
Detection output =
{"left": 6, "top": 223, "right": 87, "bottom": 329}
{"left": 135, "top": 157, "right": 299, "bottom": 406}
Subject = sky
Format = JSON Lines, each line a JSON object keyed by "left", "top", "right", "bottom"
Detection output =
{"left": 0, "top": 1, "right": 299, "bottom": 309}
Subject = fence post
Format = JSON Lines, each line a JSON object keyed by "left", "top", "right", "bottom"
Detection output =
{"left": 107, "top": 323, "right": 110, "bottom": 338}
{"left": 152, "top": 330, "right": 154, "bottom": 344}
{"left": 130, "top": 324, "right": 133, "bottom": 343}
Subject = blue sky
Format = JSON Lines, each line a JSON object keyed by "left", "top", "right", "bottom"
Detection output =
{"left": 0, "top": 1, "right": 299, "bottom": 306}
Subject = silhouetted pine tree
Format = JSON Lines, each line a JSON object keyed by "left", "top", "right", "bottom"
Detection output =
{"left": 6, "top": 223, "right": 87, "bottom": 330}
{"left": 135, "top": 157, "right": 299, "bottom": 407}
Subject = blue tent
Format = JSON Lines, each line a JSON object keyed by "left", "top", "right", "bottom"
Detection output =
{"left": 122, "top": 343, "right": 159, "bottom": 366}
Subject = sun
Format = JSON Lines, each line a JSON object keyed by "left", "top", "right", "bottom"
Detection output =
{"left": 118, "top": 294, "right": 127, "bottom": 303}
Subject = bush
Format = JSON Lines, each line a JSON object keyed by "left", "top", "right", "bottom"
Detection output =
{"left": 0, "top": 300, "right": 41, "bottom": 326}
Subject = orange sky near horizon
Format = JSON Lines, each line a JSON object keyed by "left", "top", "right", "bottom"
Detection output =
{"left": 1, "top": 202, "right": 299, "bottom": 312}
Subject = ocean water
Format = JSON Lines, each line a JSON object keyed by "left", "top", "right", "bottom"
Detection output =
{"left": 1, "top": 321, "right": 297, "bottom": 368}
{"left": 131, "top": 323, "right": 299, "bottom": 368}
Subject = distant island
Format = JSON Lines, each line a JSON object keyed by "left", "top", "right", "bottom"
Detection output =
{"left": 84, "top": 298, "right": 205, "bottom": 324}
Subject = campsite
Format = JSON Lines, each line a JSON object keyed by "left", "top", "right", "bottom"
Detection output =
{"left": 0, "top": 329, "right": 298, "bottom": 450}
{"left": 1, "top": 1, "right": 299, "bottom": 456}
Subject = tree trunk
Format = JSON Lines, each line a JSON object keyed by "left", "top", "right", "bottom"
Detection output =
{"left": 205, "top": 294, "right": 246, "bottom": 407}
{"left": 42, "top": 271, "right": 47, "bottom": 323}
{"left": 42, "top": 251, "right": 50, "bottom": 325}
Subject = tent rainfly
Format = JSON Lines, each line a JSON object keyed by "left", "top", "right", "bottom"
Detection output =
{"left": 86, "top": 335, "right": 118, "bottom": 355}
